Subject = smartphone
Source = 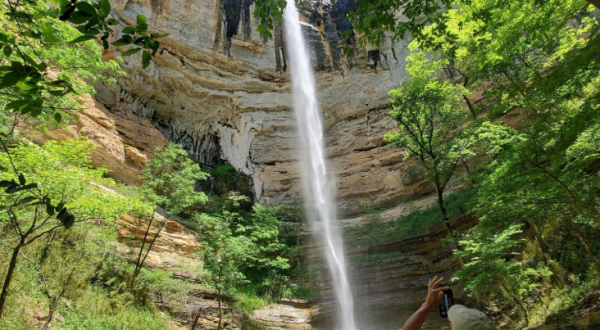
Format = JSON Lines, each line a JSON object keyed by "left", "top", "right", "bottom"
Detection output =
{"left": 439, "top": 289, "right": 454, "bottom": 318}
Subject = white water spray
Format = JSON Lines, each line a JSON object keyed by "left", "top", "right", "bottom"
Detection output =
{"left": 283, "top": 2, "right": 356, "bottom": 329}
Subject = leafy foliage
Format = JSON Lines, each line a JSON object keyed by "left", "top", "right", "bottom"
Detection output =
{"left": 140, "top": 143, "right": 208, "bottom": 215}
{"left": 346, "top": 189, "right": 475, "bottom": 244}
{"left": 132, "top": 142, "right": 208, "bottom": 281}
{"left": 0, "top": 0, "right": 166, "bottom": 124}
{"left": 0, "top": 138, "right": 149, "bottom": 319}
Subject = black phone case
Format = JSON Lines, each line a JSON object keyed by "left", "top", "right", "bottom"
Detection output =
{"left": 439, "top": 289, "right": 454, "bottom": 318}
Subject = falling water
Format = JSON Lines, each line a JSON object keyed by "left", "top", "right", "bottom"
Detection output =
{"left": 283, "top": 1, "right": 356, "bottom": 329}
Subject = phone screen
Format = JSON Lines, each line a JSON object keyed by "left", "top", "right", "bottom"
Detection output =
{"left": 439, "top": 289, "right": 454, "bottom": 318}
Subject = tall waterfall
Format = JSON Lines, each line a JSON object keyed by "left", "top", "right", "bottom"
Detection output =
{"left": 283, "top": 1, "right": 356, "bottom": 329}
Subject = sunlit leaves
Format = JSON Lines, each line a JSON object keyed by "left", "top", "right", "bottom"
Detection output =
{"left": 140, "top": 143, "right": 209, "bottom": 215}
{"left": 385, "top": 52, "right": 470, "bottom": 186}
{"left": 1, "top": 0, "right": 167, "bottom": 123}
{"left": 253, "top": 0, "right": 285, "bottom": 39}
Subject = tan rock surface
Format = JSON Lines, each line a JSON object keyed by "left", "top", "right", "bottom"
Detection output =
{"left": 91, "top": 0, "right": 447, "bottom": 217}
{"left": 18, "top": 93, "right": 167, "bottom": 185}
{"left": 117, "top": 212, "right": 202, "bottom": 271}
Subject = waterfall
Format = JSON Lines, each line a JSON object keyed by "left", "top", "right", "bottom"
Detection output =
{"left": 283, "top": 1, "right": 356, "bottom": 329}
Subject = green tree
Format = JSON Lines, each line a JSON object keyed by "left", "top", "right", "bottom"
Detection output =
{"left": 36, "top": 227, "right": 94, "bottom": 330}
{"left": 132, "top": 143, "right": 208, "bottom": 281}
{"left": 384, "top": 52, "right": 470, "bottom": 259}
{"left": 195, "top": 212, "right": 251, "bottom": 330}
{"left": 348, "top": 0, "right": 599, "bottom": 50}
{"left": 454, "top": 224, "right": 533, "bottom": 326}
{"left": 0, "top": 0, "right": 165, "bottom": 123}
{"left": 0, "top": 138, "right": 143, "bottom": 319}
{"left": 237, "top": 204, "right": 290, "bottom": 297}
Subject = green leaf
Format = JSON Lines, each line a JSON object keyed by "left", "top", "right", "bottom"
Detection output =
{"left": 107, "top": 18, "right": 118, "bottom": 25}
{"left": 54, "top": 112, "right": 62, "bottom": 123}
{"left": 136, "top": 23, "right": 148, "bottom": 33}
{"left": 121, "top": 48, "right": 141, "bottom": 56}
{"left": 16, "top": 197, "right": 37, "bottom": 205}
{"left": 150, "top": 32, "right": 169, "bottom": 38}
{"left": 69, "top": 11, "right": 92, "bottom": 24}
{"left": 142, "top": 50, "right": 151, "bottom": 68}
{"left": 57, "top": 207, "right": 67, "bottom": 219}
{"left": 40, "top": 23, "right": 55, "bottom": 36}
{"left": 46, "top": 202, "right": 55, "bottom": 216}
{"left": 1, "top": 71, "right": 21, "bottom": 87}
{"left": 63, "top": 214, "right": 75, "bottom": 229}
{"left": 43, "top": 36, "right": 60, "bottom": 44}
{"left": 75, "top": 2, "right": 97, "bottom": 15}
{"left": 122, "top": 26, "right": 135, "bottom": 34}
{"left": 0, "top": 180, "right": 16, "bottom": 187}
{"left": 22, "top": 54, "right": 46, "bottom": 71}
{"left": 68, "top": 35, "right": 96, "bottom": 44}
{"left": 6, "top": 100, "right": 27, "bottom": 111}
{"left": 5, "top": 183, "right": 38, "bottom": 193}
{"left": 3, "top": 46, "right": 12, "bottom": 57}
{"left": 100, "top": 0, "right": 111, "bottom": 13}
{"left": 18, "top": 173, "right": 26, "bottom": 185}
{"left": 112, "top": 38, "right": 130, "bottom": 46}
{"left": 30, "top": 106, "right": 43, "bottom": 116}
{"left": 136, "top": 14, "right": 146, "bottom": 25}
{"left": 8, "top": 11, "right": 33, "bottom": 20}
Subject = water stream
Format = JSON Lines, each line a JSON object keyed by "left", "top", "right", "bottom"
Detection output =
{"left": 283, "top": 2, "right": 356, "bottom": 329}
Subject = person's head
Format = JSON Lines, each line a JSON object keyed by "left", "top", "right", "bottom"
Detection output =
{"left": 448, "top": 305, "right": 496, "bottom": 330}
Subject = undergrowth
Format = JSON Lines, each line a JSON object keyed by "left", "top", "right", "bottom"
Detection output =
{"left": 345, "top": 189, "right": 475, "bottom": 244}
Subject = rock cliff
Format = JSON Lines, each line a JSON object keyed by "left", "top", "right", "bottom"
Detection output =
{"left": 17, "top": 93, "right": 168, "bottom": 185}
{"left": 94, "top": 0, "right": 438, "bottom": 217}
{"left": 78, "top": 0, "right": 474, "bottom": 328}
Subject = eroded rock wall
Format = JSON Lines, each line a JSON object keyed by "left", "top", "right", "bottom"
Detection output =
{"left": 96, "top": 0, "right": 431, "bottom": 217}
{"left": 18, "top": 93, "right": 167, "bottom": 185}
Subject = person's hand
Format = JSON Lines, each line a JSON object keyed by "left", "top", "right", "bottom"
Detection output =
{"left": 424, "top": 276, "right": 450, "bottom": 308}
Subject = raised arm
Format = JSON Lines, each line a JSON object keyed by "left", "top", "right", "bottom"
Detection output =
{"left": 401, "top": 276, "right": 449, "bottom": 330}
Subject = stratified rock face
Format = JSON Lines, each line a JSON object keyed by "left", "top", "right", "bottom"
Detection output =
{"left": 306, "top": 215, "right": 474, "bottom": 330}
{"left": 97, "top": 0, "right": 422, "bottom": 217}
{"left": 18, "top": 93, "right": 168, "bottom": 185}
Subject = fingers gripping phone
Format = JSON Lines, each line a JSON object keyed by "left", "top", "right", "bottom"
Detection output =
{"left": 439, "top": 289, "right": 454, "bottom": 318}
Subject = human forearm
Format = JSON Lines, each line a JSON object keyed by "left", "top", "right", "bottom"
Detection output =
{"left": 401, "top": 302, "right": 436, "bottom": 330}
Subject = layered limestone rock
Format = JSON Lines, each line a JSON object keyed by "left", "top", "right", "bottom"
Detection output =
{"left": 114, "top": 203, "right": 467, "bottom": 330}
{"left": 305, "top": 214, "right": 474, "bottom": 330}
{"left": 90, "top": 0, "right": 473, "bottom": 328}
{"left": 18, "top": 93, "right": 168, "bottom": 185}
{"left": 95, "top": 0, "right": 428, "bottom": 217}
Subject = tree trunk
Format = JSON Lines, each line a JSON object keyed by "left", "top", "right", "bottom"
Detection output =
{"left": 190, "top": 309, "right": 202, "bottom": 330}
{"left": 500, "top": 281, "right": 529, "bottom": 326}
{"left": 463, "top": 95, "right": 477, "bottom": 120}
{"left": 436, "top": 188, "right": 465, "bottom": 267}
{"left": 0, "top": 242, "right": 23, "bottom": 319}
{"left": 134, "top": 216, "right": 168, "bottom": 280}
{"left": 43, "top": 259, "right": 80, "bottom": 330}
{"left": 132, "top": 210, "right": 157, "bottom": 283}
{"left": 570, "top": 221, "right": 600, "bottom": 275}
{"left": 43, "top": 297, "right": 58, "bottom": 330}
{"left": 526, "top": 218, "right": 550, "bottom": 256}
{"left": 217, "top": 286, "right": 222, "bottom": 330}
{"left": 586, "top": 0, "right": 600, "bottom": 9}
{"left": 461, "top": 156, "right": 476, "bottom": 186}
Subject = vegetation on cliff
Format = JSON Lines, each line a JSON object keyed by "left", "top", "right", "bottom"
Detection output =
{"left": 1, "top": 0, "right": 600, "bottom": 328}
{"left": 377, "top": 0, "right": 600, "bottom": 328}
{"left": 0, "top": 2, "right": 307, "bottom": 328}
